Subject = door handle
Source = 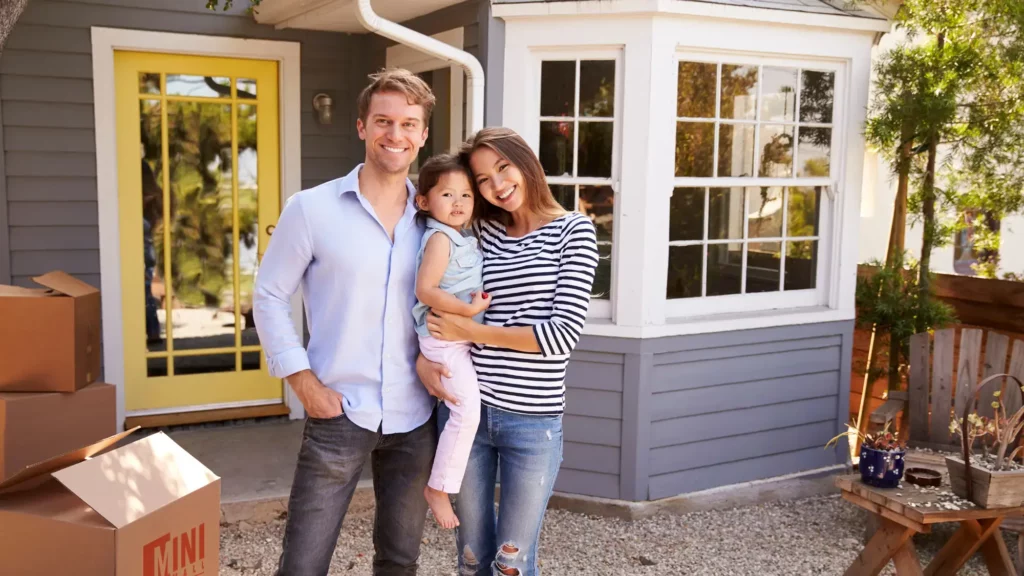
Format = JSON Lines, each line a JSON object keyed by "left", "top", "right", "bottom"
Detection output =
{"left": 266, "top": 224, "right": 275, "bottom": 235}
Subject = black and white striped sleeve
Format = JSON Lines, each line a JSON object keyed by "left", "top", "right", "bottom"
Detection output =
{"left": 533, "top": 215, "right": 599, "bottom": 357}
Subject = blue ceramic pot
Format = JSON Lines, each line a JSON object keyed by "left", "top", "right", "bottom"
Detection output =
{"left": 859, "top": 444, "right": 906, "bottom": 488}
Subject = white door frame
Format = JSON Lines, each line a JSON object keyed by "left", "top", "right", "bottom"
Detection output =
{"left": 386, "top": 27, "right": 466, "bottom": 154}
{"left": 90, "top": 27, "right": 304, "bottom": 431}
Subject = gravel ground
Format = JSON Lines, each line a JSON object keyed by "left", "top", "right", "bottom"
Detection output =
{"left": 220, "top": 494, "right": 1020, "bottom": 575}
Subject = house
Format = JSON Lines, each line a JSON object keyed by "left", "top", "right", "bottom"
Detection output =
{"left": 0, "top": 0, "right": 895, "bottom": 503}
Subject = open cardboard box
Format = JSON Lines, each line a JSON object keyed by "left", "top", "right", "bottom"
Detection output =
{"left": 0, "top": 428, "right": 221, "bottom": 575}
{"left": 0, "top": 270, "right": 102, "bottom": 393}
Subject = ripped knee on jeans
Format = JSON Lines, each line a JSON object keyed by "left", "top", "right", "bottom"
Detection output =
{"left": 460, "top": 545, "right": 480, "bottom": 576}
{"left": 495, "top": 543, "right": 521, "bottom": 575}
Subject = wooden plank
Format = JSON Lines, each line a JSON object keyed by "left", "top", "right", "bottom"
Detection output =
{"left": 841, "top": 491, "right": 928, "bottom": 533}
{"left": 909, "top": 332, "right": 931, "bottom": 443}
{"left": 122, "top": 403, "right": 290, "bottom": 429}
{"left": 870, "top": 397, "right": 905, "bottom": 425}
{"left": 980, "top": 332, "right": 1010, "bottom": 419}
{"left": 931, "top": 273, "right": 1024, "bottom": 309}
{"left": 955, "top": 329, "right": 983, "bottom": 422}
{"left": 835, "top": 475, "right": 1024, "bottom": 525}
{"left": 923, "top": 522, "right": 976, "bottom": 576}
{"left": 931, "top": 329, "right": 955, "bottom": 445}
{"left": 843, "top": 519, "right": 916, "bottom": 576}
{"left": 978, "top": 519, "right": 1015, "bottom": 576}
{"left": 1007, "top": 341, "right": 1024, "bottom": 417}
{"left": 892, "top": 540, "right": 924, "bottom": 576}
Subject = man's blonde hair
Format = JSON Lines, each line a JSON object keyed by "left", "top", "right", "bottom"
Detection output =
{"left": 357, "top": 68, "right": 436, "bottom": 125}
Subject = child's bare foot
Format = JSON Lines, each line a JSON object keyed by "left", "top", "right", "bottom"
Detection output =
{"left": 424, "top": 486, "right": 459, "bottom": 529}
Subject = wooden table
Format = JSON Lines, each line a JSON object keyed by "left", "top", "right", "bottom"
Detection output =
{"left": 836, "top": 475, "right": 1024, "bottom": 575}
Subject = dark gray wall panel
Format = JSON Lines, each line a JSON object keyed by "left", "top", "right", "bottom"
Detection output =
{"left": 650, "top": 396, "right": 837, "bottom": 449}
{"left": 649, "top": 420, "right": 836, "bottom": 476}
{"left": 565, "top": 354, "right": 624, "bottom": 392}
{"left": 652, "top": 345, "right": 841, "bottom": 393}
{"left": 565, "top": 388, "right": 622, "bottom": 420}
{"left": 562, "top": 442, "right": 620, "bottom": 475}
{"left": 12, "top": 249, "right": 99, "bottom": 275}
{"left": 10, "top": 226, "right": 100, "bottom": 250}
{"left": 7, "top": 177, "right": 97, "bottom": 201}
{"left": 0, "top": 77, "right": 95, "bottom": 104}
{"left": 649, "top": 446, "right": 837, "bottom": 499}
{"left": 562, "top": 414, "right": 621, "bottom": 447}
{"left": 651, "top": 370, "right": 840, "bottom": 422}
{"left": 554, "top": 468, "right": 619, "bottom": 500}
{"left": 5, "top": 128, "right": 97, "bottom": 153}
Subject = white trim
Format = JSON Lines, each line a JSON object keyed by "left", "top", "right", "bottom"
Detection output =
{"left": 582, "top": 305, "right": 854, "bottom": 338}
{"left": 386, "top": 27, "right": 466, "bottom": 153}
{"left": 126, "top": 398, "right": 284, "bottom": 418}
{"left": 90, "top": 27, "right": 304, "bottom": 431}
{"left": 492, "top": 0, "right": 893, "bottom": 33}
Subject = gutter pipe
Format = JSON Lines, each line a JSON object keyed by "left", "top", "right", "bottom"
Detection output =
{"left": 355, "top": 0, "right": 485, "bottom": 134}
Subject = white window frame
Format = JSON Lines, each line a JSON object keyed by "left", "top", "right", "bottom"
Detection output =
{"left": 666, "top": 50, "right": 845, "bottom": 319}
{"left": 528, "top": 47, "right": 625, "bottom": 320}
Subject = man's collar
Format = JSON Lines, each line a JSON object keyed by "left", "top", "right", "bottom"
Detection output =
{"left": 338, "top": 163, "right": 416, "bottom": 201}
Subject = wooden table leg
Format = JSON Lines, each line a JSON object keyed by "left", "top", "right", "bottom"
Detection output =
{"left": 977, "top": 519, "right": 1015, "bottom": 576}
{"left": 925, "top": 518, "right": 1007, "bottom": 576}
{"left": 893, "top": 539, "right": 925, "bottom": 576}
{"left": 845, "top": 517, "right": 918, "bottom": 576}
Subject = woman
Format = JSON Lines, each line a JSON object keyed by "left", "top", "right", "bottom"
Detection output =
{"left": 418, "top": 127, "right": 598, "bottom": 575}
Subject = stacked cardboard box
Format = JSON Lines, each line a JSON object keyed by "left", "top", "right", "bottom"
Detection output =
{"left": 0, "top": 270, "right": 222, "bottom": 574}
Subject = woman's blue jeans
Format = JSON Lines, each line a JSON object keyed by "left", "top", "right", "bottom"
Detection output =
{"left": 440, "top": 403, "right": 563, "bottom": 576}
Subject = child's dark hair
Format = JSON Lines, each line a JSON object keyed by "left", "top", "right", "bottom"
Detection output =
{"left": 416, "top": 153, "right": 470, "bottom": 201}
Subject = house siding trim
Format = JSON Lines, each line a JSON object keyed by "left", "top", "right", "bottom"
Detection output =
{"left": 0, "top": 96, "right": 10, "bottom": 285}
{"left": 89, "top": 26, "right": 304, "bottom": 431}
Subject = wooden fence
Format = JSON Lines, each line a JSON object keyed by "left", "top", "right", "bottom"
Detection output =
{"left": 849, "top": 268, "right": 1024, "bottom": 425}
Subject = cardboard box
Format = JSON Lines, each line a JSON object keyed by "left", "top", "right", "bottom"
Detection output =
{"left": 0, "top": 429, "right": 221, "bottom": 576}
{"left": 0, "top": 270, "right": 102, "bottom": 393}
{"left": 0, "top": 382, "right": 116, "bottom": 482}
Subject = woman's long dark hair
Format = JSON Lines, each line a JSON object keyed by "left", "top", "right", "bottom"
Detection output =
{"left": 459, "top": 127, "right": 566, "bottom": 226}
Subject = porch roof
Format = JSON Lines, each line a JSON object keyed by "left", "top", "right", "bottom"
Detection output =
{"left": 685, "top": 0, "right": 886, "bottom": 19}
{"left": 252, "top": 0, "right": 468, "bottom": 32}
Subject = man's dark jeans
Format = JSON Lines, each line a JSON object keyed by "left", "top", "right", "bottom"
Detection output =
{"left": 275, "top": 412, "right": 438, "bottom": 576}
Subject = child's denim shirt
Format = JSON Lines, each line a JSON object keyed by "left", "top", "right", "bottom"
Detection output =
{"left": 412, "top": 217, "right": 485, "bottom": 338}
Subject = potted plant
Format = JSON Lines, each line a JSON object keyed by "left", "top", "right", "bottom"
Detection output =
{"left": 946, "top": 373, "right": 1024, "bottom": 508}
{"left": 827, "top": 422, "right": 907, "bottom": 488}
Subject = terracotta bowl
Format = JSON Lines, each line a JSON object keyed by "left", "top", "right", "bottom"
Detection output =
{"left": 905, "top": 468, "right": 942, "bottom": 487}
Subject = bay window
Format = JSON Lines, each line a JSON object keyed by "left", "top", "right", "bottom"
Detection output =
{"left": 668, "top": 54, "right": 838, "bottom": 316}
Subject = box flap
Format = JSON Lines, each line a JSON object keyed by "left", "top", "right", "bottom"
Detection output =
{"left": 31, "top": 271, "right": 99, "bottom": 298}
{"left": 0, "top": 428, "right": 137, "bottom": 494}
{"left": 0, "top": 285, "right": 51, "bottom": 297}
{"left": 52, "top": 432, "right": 219, "bottom": 529}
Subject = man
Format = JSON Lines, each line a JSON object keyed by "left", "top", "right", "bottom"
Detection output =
{"left": 254, "top": 68, "right": 455, "bottom": 576}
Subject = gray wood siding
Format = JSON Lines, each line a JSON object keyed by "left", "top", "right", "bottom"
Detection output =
{"left": 558, "top": 349, "right": 624, "bottom": 499}
{"left": 645, "top": 322, "right": 852, "bottom": 500}
{"left": 1, "top": 0, "right": 371, "bottom": 288}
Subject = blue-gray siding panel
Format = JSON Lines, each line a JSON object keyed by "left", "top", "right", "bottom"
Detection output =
{"left": 1, "top": 0, "right": 370, "bottom": 288}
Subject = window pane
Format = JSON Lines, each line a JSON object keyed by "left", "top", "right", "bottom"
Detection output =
{"left": 758, "top": 125, "right": 794, "bottom": 177}
{"left": 578, "top": 121, "right": 613, "bottom": 178}
{"left": 541, "top": 61, "right": 576, "bottom": 117}
{"left": 238, "top": 104, "right": 259, "bottom": 353}
{"left": 677, "top": 61, "right": 717, "bottom": 118}
{"left": 539, "top": 121, "right": 574, "bottom": 177}
{"left": 550, "top": 184, "right": 575, "bottom": 211}
{"left": 797, "top": 127, "right": 831, "bottom": 177}
{"left": 720, "top": 64, "right": 757, "bottom": 120}
{"left": 785, "top": 240, "right": 817, "bottom": 290}
{"left": 236, "top": 78, "right": 257, "bottom": 99}
{"left": 580, "top": 185, "right": 614, "bottom": 242}
{"left": 139, "top": 73, "right": 160, "bottom": 95}
{"left": 580, "top": 60, "right": 615, "bottom": 117}
{"left": 748, "top": 187, "right": 783, "bottom": 239}
{"left": 675, "top": 122, "right": 715, "bottom": 177}
{"left": 708, "top": 187, "right": 745, "bottom": 241}
{"left": 746, "top": 242, "right": 781, "bottom": 294}
{"left": 800, "top": 70, "right": 835, "bottom": 123}
{"left": 761, "top": 67, "right": 797, "bottom": 122}
{"left": 166, "top": 74, "right": 231, "bottom": 98}
{"left": 787, "top": 187, "right": 821, "bottom": 238}
{"left": 707, "top": 243, "right": 743, "bottom": 296}
{"left": 593, "top": 243, "right": 612, "bottom": 299}
{"left": 717, "top": 123, "right": 756, "bottom": 177}
{"left": 242, "top": 351, "right": 261, "bottom": 371}
{"left": 667, "top": 245, "right": 703, "bottom": 299}
{"left": 173, "top": 353, "right": 236, "bottom": 375}
{"left": 140, "top": 99, "right": 166, "bottom": 353}
{"left": 669, "top": 187, "right": 704, "bottom": 242}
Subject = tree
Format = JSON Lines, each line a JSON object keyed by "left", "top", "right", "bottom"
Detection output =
{"left": 205, "top": 0, "right": 262, "bottom": 12}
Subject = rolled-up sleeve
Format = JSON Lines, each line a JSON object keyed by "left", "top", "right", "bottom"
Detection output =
{"left": 533, "top": 216, "right": 599, "bottom": 357}
{"left": 253, "top": 194, "right": 314, "bottom": 378}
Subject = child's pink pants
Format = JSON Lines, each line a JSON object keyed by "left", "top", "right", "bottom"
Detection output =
{"left": 420, "top": 335, "right": 481, "bottom": 493}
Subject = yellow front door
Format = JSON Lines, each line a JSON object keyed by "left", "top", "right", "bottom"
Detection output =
{"left": 115, "top": 51, "right": 282, "bottom": 413}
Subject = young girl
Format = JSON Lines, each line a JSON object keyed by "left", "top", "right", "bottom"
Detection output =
{"left": 411, "top": 153, "right": 489, "bottom": 529}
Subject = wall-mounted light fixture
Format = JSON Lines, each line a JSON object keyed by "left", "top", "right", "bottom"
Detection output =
{"left": 312, "top": 93, "right": 334, "bottom": 125}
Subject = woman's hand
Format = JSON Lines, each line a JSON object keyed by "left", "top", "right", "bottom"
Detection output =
{"left": 426, "top": 310, "right": 478, "bottom": 342}
{"left": 416, "top": 353, "right": 460, "bottom": 406}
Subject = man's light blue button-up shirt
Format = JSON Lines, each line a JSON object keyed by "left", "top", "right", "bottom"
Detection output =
{"left": 252, "top": 164, "right": 433, "bottom": 434}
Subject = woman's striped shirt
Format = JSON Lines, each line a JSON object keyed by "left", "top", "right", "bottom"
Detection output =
{"left": 471, "top": 212, "right": 599, "bottom": 415}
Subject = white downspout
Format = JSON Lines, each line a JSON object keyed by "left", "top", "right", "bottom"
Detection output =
{"left": 356, "top": 0, "right": 485, "bottom": 134}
